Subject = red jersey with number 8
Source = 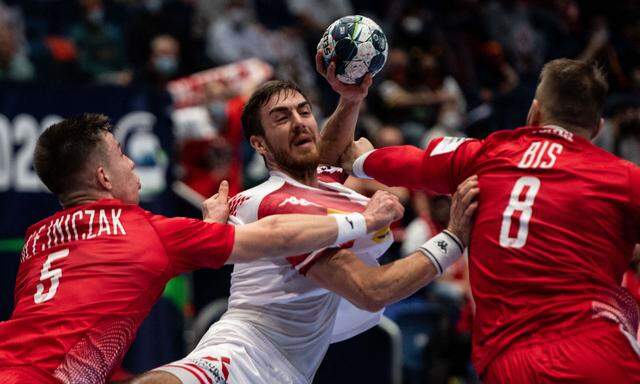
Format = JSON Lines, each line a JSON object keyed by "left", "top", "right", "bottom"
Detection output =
{"left": 361, "top": 126, "right": 640, "bottom": 374}
{"left": 0, "top": 199, "right": 234, "bottom": 383}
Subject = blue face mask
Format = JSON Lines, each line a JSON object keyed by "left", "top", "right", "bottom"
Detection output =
{"left": 153, "top": 56, "right": 177, "bottom": 76}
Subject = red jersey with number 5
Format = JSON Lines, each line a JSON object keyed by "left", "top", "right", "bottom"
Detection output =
{"left": 361, "top": 126, "right": 640, "bottom": 374}
{"left": 0, "top": 199, "right": 234, "bottom": 383}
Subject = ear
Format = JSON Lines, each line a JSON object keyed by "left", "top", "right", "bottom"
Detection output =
{"left": 96, "top": 166, "right": 112, "bottom": 191}
{"left": 249, "top": 135, "right": 269, "bottom": 156}
{"left": 526, "top": 99, "right": 542, "bottom": 127}
{"left": 591, "top": 117, "right": 605, "bottom": 140}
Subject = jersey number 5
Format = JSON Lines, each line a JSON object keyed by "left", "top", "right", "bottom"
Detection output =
{"left": 34, "top": 248, "right": 69, "bottom": 304}
{"left": 499, "top": 177, "right": 540, "bottom": 248}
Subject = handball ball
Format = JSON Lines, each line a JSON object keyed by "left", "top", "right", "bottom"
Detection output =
{"left": 317, "top": 15, "right": 388, "bottom": 84}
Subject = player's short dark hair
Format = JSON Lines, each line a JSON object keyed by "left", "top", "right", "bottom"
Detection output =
{"left": 241, "top": 80, "right": 309, "bottom": 141}
{"left": 537, "top": 59, "right": 608, "bottom": 131}
{"left": 34, "top": 113, "right": 112, "bottom": 196}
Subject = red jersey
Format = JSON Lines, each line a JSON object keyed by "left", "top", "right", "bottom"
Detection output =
{"left": 0, "top": 199, "right": 235, "bottom": 383}
{"left": 362, "top": 126, "right": 640, "bottom": 374}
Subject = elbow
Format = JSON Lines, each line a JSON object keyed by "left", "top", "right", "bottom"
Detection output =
{"left": 352, "top": 280, "right": 386, "bottom": 312}
{"left": 357, "top": 294, "right": 386, "bottom": 313}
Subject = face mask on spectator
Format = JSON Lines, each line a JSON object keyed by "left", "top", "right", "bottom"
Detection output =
{"left": 145, "top": 0, "right": 163, "bottom": 13}
{"left": 402, "top": 16, "right": 423, "bottom": 35}
{"left": 87, "top": 9, "right": 104, "bottom": 25}
{"left": 153, "top": 56, "right": 177, "bottom": 76}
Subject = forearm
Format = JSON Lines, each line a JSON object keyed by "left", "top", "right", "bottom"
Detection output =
{"left": 353, "top": 145, "right": 429, "bottom": 190}
{"left": 228, "top": 213, "right": 368, "bottom": 263}
{"left": 309, "top": 230, "right": 465, "bottom": 312}
{"left": 319, "top": 97, "right": 362, "bottom": 165}
{"left": 359, "top": 252, "right": 439, "bottom": 309}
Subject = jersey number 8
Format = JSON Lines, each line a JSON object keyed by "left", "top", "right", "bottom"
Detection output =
{"left": 499, "top": 177, "right": 540, "bottom": 248}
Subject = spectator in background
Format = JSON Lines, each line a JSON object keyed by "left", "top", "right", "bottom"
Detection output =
{"left": 614, "top": 104, "right": 640, "bottom": 165}
{"left": 376, "top": 49, "right": 465, "bottom": 145}
{"left": 205, "top": 0, "right": 273, "bottom": 65}
{"left": 483, "top": 0, "right": 545, "bottom": 76}
{"left": 133, "top": 34, "right": 183, "bottom": 88}
{"left": 192, "top": 0, "right": 231, "bottom": 39}
{"left": 0, "top": 1, "right": 34, "bottom": 81}
{"left": 69, "top": 0, "right": 130, "bottom": 84}
{"left": 125, "top": 0, "right": 197, "bottom": 73}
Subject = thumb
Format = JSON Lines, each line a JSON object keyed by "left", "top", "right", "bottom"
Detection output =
{"left": 218, "top": 180, "right": 229, "bottom": 202}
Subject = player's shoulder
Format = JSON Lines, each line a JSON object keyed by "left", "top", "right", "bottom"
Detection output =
{"left": 229, "top": 174, "right": 286, "bottom": 222}
{"left": 425, "top": 136, "right": 478, "bottom": 156}
{"left": 623, "top": 159, "right": 640, "bottom": 186}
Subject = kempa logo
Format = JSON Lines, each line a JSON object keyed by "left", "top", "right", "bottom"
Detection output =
{"left": 437, "top": 240, "right": 448, "bottom": 253}
{"left": 278, "top": 196, "right": 321, "bottom": 207}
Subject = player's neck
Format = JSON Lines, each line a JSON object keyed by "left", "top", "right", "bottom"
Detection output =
{"left": 538, "top": 120, "right": 593, "bottom": 140}
{"left": 270, "top": 164, "right": 319, "bottom": 187}
{"left": 59, "top": 189, "right": 114, "bottom": 209}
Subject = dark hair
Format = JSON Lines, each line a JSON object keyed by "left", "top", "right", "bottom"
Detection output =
{"left": 537, "top": 59, "right": 608, "bottom": 130}
{"left": 241, "top": 80, "right": 309, "bottom": 141}
{"left": 34, "top": 113, "right": 111, "bottom": 195}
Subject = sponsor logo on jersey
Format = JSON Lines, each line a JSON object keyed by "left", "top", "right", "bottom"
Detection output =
{"left": 278, "top": 196, "right": 322, "bottom": 207}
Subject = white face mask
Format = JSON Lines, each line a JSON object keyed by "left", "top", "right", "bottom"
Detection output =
{"left": 402, "top": 16, "right": 423, "bottom": 35}
{"left": 440, "top": 110, "right": 462, "bottom": 130}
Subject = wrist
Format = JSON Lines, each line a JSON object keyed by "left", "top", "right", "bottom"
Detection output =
{"left": 339, "top": 95, "right": 365, "bottom": 106}
{"left": 352, "top": 150, "right": 375, "bottom": 179}
{"left": 444, "top": 227, "right": 466, "bottom": 249}
{"left": 330, "top": 213, "right": 367, "bottom": 246}
{"left": 416, "top": 231, "right": 465, "bottom": 277}
{"left": 363, "top": 213, "right": 374, "bottom": 232}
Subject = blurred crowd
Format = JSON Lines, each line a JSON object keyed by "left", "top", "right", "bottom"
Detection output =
{"left": 2, "top": 0, "right": 640, "bottom": 382}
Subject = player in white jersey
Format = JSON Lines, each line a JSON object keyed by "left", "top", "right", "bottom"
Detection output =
{"left": 132, "top": 69, "right": 478, "bottom": 384}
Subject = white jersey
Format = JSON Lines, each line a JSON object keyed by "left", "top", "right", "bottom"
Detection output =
{"left": 218, "top": 168, "right": 393, "bottom": 381}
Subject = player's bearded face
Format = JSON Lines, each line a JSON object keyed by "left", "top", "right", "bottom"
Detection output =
{"left": 261, "top": 91, "right": 320, "bottom": 173}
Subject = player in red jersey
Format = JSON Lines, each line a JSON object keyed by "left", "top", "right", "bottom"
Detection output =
{"left": 335, "top": 59, "right": 640, "bottom": 382}
{"left": 0, "top": 114, "right": 402, "bottom": 384}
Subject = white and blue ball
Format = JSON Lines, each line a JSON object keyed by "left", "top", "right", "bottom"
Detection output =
{"left": 318, "top": 15, "right": 388, "bottom": 84}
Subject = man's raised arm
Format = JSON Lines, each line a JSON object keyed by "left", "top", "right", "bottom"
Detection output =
{"left": 315, "top": 51, "right": 373, "bottom": 165}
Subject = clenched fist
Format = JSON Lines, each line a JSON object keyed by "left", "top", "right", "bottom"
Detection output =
{"left": 362, "top": 190, "right": 405, "bottom": 232}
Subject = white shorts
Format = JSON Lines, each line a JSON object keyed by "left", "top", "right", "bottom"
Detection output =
{"left": 155, "top": 320, "right": 309, "bottom": 384}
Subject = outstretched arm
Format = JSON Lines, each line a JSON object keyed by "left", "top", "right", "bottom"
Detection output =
{"left": 307, "top": 176, "right": 478, "bottom": 311}
{"left": 315, "top": 50, "right": 373, "bottom": 165}
{"left": 341, "top": 136, "right": 480, "bottom": 194}
{"left": 226, "top": 190, "right": 404, "bottom": 264}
